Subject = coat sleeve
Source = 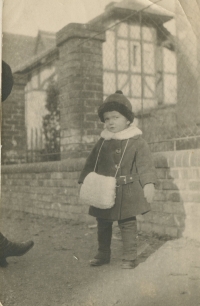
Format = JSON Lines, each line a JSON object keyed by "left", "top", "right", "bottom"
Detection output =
{"left": 78, "top": 139, "right": 103, "bottom": 184}
{"left": 135, "top": 137, "right": 157, "bottom": 188}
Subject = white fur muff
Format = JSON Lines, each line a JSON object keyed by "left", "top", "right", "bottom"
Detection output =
{"left": 79, "top": 172, "right": 116, "bottom": 209}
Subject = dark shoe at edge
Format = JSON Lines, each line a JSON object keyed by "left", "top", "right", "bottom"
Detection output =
{"left": 90, "top": 257, "right": 110, "bottom": 266}
{"left": 4, "top": 240, "right": 34, "bottom": 258}
{"left": 121, "top": 259, "right": 138, "bottom": 269}
{"left": 0, "top": 239, "right": 34, "bottom": 268}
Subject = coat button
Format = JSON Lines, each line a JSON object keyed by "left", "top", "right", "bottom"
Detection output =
{"left": 115, "top": 164, "right": 119, "bottom": 169}
{"left": 115, "top": 149, "right": 121, "bottom": 154}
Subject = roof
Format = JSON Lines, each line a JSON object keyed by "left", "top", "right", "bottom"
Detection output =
{"left": 2, "top": 30, "right": 56, "bottom": 72}
{"left": 14, "top": 46, "right": 58, "bottom": 74}
{"left": 2, "top": 1, "right": 174, "bottom": 74}
{"left": 34, "top": 31, "right": 56, "bottom": 55}
{"left": 115, "top": 0, "right": 174, "bottom": 18}
{"left": 89, "top": 0, "right": 174, "bottom": 26}
{"left": 2, "top": 32, "right": 36, "bottom": 71}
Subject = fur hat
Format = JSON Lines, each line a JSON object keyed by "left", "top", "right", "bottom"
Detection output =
{"left": 98, "top": 90, "right": 134, "bottom": 123}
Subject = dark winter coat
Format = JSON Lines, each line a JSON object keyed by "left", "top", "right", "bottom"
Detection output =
{"left": 78, "top": 126, "right": 157, "bottom": 221}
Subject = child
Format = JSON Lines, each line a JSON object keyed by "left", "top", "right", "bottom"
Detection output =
{"left": 78, "top": 90, "right": 157, "bottom": 269}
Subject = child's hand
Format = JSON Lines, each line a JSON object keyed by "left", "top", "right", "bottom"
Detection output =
{"left": 143, "top": 184, "right": 155, "bottom": 203}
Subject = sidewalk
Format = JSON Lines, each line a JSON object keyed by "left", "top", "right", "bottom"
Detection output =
{"left": 0, "top": 209, "right": 200, "bottom": 306}
{"left": 74, "top": 238, "right": 200, "bottom": 306}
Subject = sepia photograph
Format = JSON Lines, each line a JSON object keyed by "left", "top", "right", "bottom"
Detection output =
{"left": 1, "top": 0, "right": 200, "bottom": 305}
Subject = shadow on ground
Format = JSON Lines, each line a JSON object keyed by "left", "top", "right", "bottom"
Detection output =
{"left": 0, "top": 209, "right": 172, "bottom": 306}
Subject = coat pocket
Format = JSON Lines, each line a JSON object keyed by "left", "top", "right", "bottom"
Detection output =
{"left": 124, "top": 180, "right": 143, "bottom": 198}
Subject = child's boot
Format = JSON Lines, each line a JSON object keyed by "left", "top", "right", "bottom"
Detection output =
{"left": 90, "top": 219, "right": 112, "bottom": 266}
{"left": 118, "top": 218, "right": 138, "bottom": 269}
{"left": 0, "top": 232, "right": 34, "bottom": 267}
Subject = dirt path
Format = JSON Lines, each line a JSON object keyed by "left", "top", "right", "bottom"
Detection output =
{"left": 0, "top": 209, "right": 168, "bottom": 306}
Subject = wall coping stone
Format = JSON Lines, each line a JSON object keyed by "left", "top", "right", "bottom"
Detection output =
{"left": 1, "top": 158, "right": 86, "bottom": 174}
{"left": 153, "top": 149, "right": 200, "bottom": 168}
{"left": 2, "top": 149, "right": 200, "bottom": 174}
{"left": 56, "top": 23, "right": 105, "bottom": 47}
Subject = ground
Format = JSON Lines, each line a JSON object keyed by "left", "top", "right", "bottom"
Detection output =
{"left": 0, "top": 209, "right": 171, "bottom": 306}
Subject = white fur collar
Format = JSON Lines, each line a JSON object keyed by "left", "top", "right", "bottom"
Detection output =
{"left": 100, "top": 124, "right": 142, "bottom": 140}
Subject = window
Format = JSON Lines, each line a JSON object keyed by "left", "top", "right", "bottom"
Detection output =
{"left": 130, "top": 42, "right": 141, "bottom": 72}
{"left": 133, "top": 45, "right": 137, "bottom": 66}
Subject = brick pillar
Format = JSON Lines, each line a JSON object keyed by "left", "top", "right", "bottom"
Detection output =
{"left": 1, "top": 73, "right": 27, "bottom": 164}
{"left": 56, "top": 23, "right": 105, "bottom": 159}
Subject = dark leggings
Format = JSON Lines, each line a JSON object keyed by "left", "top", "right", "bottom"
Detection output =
{"left": 96, "top": 217, "right": 137, "bottom": 261}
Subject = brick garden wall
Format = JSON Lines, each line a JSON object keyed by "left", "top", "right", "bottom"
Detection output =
{"left": 138, "top": 149, "right": 200, "bottom": 241}
{"left": 1, "top": 149, "right": 200, "bottom": 240}
{"left": 1, "top": 158, "right": 93, "bottom": 224}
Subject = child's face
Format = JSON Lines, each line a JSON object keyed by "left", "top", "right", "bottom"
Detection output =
{"left": 103, "top": 111, "right": 130, "bottom": 133}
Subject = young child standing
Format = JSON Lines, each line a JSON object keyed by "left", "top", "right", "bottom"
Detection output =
{"left": 78, "top": 90, "right": 157, "bottom": 269}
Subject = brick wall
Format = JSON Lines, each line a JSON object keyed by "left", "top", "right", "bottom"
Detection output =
{"left": 138, "top": 149, "right": 200, "bottom": 241}
{"left": 1, "top": 74, "right": 27, "bottom": 164}
{"left": 1, "top": 149, "right": 200, "bottom": 241}
{"left": 1, "top": 158, "right": 93, "bottom": 224}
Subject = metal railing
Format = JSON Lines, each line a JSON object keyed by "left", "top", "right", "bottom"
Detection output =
{"left": 26, "top": 127, "right": 60, "bottom": 163}
{"left": 149, "top": 134, "right": 200, "bottom": 152}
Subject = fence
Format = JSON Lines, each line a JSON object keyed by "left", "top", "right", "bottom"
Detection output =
{"left": 26, "top": 128, "right": 60, "bottom": 163}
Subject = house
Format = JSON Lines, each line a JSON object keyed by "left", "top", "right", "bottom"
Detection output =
{"left": 89, "top": 0, "right": 176, "bottom": 112}
{"left": 2, "top": 0, "right": 199, "bottom": 164}
{"left": 2, "top": 30, "right": 58, "bottom": 155}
